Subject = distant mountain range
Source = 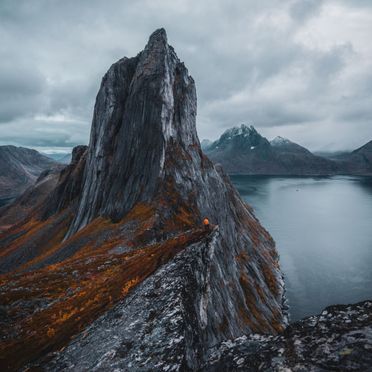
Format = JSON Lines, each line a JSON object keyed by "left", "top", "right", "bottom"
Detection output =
{"left": 43, "top": 152, "right": 72, "bottom": 164}
{"left": 203, "top": 124, "right": 372, "bottom": 175}
{"left": 329, "top": 140, "right": 372, "bottom": 174}
{"left": 0, "top": 145, "right": 60, "bottom": 206}
{"left": 0, "top": 29, "right": 371, "bottom": 371}
{"left": 2, "top": 125, "right": 371, "bottom": 210}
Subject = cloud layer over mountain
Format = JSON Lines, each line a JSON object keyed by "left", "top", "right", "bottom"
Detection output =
{"left": 0, "top": 0, "right": 371, "bottom": 151}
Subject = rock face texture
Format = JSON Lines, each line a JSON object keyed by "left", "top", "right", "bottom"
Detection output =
{"left": 67, "top": 29, "right": 195, "bottom": 234}
{"left": 0, "top": 29, "right": 371, "bottom": 372}
{"left": 203, "top": 300, "right": 372, "bottom": 371}
{"left": 0, "top": 145, "right": 58, "bottom": 206}
{"left": 39, "top": 230, "right": 225, "bottom": 371}
{"left": 66, "top": 27, "right": 286, "bottom": 343}
{"left": 205, "top": 125, "right": 339, "bottom": 175}
{"left": 43, "top": 145, "right": 88, "bottom": 220}
{"left": 0, "top": 29, "right": 286, "bottom": 370}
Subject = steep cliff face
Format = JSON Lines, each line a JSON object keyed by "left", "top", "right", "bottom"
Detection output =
{"left": 68, "top": 27, "right": 285, "bottom": 336}
{"left": 0, "top": 29, "right": 285, "bottom": 370}
{"left": 67, "top": 29, "right": 199, "bottom": 236}
{"left": 67, "top": 27, "right": 285, "bottom": 341}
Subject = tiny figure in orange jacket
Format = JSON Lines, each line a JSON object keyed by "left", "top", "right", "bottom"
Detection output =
{"left": 203, "top": 218, "right": 210, "bottom": 231}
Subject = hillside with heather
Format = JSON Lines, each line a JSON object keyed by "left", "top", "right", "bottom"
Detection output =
{"left": 0, "top": 29, "right": 285, "bottom": 370}
{"left": 0, "top": 29, "right": 371, "bottom": 371}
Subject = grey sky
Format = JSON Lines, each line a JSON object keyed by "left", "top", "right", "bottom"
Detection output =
{"left": 0, "top": 0, "right": 371, "bottom": 152}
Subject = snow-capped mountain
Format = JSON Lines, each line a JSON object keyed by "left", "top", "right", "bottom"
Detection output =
{"left": 205, "top": 125, "right": 338, "bottom": 175}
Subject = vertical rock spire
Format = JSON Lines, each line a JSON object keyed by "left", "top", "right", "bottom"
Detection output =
{"left": 67, "top": 28, "right": 197, "bottom": 236}
{"left": 0, "top": 29, "right": 286, "bottom": 370}
{"left": 63, "top": 28, "right": 286, "bottom": 343}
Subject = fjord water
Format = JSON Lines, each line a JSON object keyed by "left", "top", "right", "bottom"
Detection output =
{"left": 231, "top": 175, "right": 372, "bottom": 321}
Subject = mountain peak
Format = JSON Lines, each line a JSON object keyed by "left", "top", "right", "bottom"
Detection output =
{"left": 270, "top": 136, "right": 292, "bottom": 146}
{"left": 224, "top": 124, "right": 257, "bottom": 137}
{"left": 144, "top": 28, "right": 168, "bottom": 54}
{"left": 242, "top": 123, "right": 257, "bottom": 132}
{"left": 207, "top": 124, "right": 270, "bottom": 153}
{"left": 147, "top": 27, "right": 167, "bottom": 44}
{"left": 67, "top": 28, "right": 197, "bottom": 235}
{"left": 0, "top": 30, "right": 285, "bottom": 369}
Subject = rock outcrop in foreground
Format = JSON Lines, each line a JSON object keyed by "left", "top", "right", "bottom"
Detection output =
{"left": 0, "top": 29, "right": 285, "bottom": 370}
{"left": 204, "top": 300, "right": 372, "bottom": 371}
{"left": 2, "top": 29, "right": 370, "bottom": 372}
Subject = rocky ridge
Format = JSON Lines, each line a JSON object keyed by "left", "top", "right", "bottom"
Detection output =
{"left": 204, "top": 300, "right": 372, "bottom": 371}
{"left": 205, "top": 125, "right": 339, "bottom": 175}
{"left": 1, "top": 29, "right": 371, "bottom": 371}
{"left": 335, "top": 140, "right": 372, "bottom": 175}
{"left": 0, "top": 29, "right": 285, "bottom": 370}
{"left": 0, "top": 145, "right": 59, "bottom": 206}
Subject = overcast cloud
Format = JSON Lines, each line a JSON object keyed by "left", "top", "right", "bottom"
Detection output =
{"left": 0, "top": 0, "right": 371, "bottom": 152}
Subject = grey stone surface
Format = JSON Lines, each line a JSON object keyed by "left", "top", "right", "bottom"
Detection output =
{"left": 41, "top": 230, "right": 218, "bottom": 371}
{"left": 26, "top": 29, "right": 287, "bottom": 369}
{"left": 58, "top": 28, "right": 286, "bottom": 345}
{"left": 66, "top": 28, "right": 195, "bottom": 235}
{"left": 1, "top": 28, "right": 371, "bottom": 371}
{"left": 203, "top": 300, "right": 372, "bottom": 371}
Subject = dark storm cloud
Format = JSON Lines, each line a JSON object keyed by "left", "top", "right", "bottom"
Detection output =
{"left": 0, "top": 0, "right": 371, "bottom": 151}
{"left": 0, "top": 62, "right": 46, "bottom": 122}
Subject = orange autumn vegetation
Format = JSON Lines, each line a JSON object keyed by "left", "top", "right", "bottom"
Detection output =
{"left": 0, "top": 200, "right": 208, "bottom": 371}
{"left": 0, "top": 209, "right": 73, "bottom": 273}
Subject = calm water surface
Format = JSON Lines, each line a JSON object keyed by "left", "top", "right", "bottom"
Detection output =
{"left": 231, "top": 175, "right": 372, "bottom": 321}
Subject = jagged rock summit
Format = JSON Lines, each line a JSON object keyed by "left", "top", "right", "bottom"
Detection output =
{"left": 205, "top": 124, "right": 338, "bottom": 175}
{"left": 270, "top": 136, "right": 293, "bottom": 147}
{"left": 0, "top": 29, "right": 285, "bottom": 370}
{"left": 67, "top": 28, "right": 199, "bottom": 236}
{"left": 208, "top": 124, "right": 270, "bottom": 153}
